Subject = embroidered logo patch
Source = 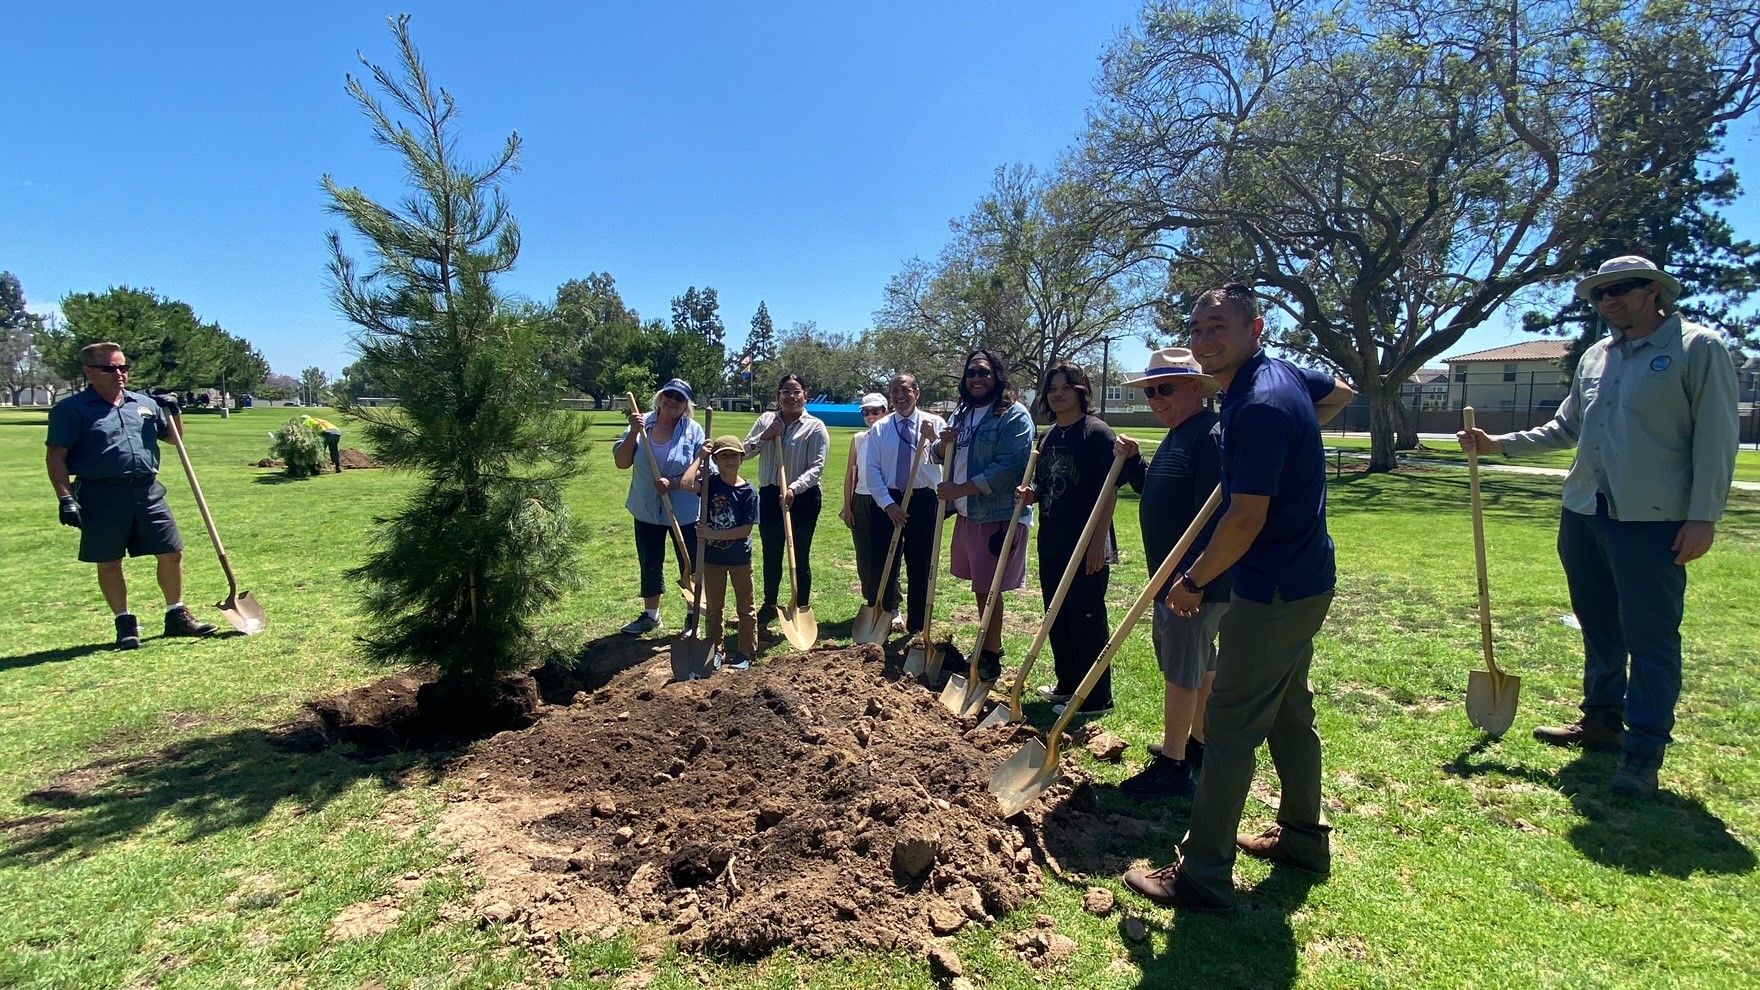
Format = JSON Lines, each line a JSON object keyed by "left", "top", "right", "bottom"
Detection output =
{"left": 1650, "top": 355, "right": 1672, "bottom": 372}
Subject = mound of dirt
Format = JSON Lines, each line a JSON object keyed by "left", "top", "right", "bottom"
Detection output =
{"left": 436, "top": 644, "right": 1125, "bottom": 960}
{"left": 338, "top": 448, "right": 380, "bottom": 469}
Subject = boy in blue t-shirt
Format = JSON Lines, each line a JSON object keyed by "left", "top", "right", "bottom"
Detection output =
{"left": 683, "top": 435, "right": 760, "bottom": 669}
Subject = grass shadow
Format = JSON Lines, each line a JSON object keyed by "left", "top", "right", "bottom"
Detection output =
{"left": 0, "top": 725, "right": 447, "bottom": 864}
{"left": 1122, "top": 866, "right": 1319, "bottom": 990}
{"left": 1445, "top": 745, "right": 1755, "bottom": 878}
{"left": 0, "top": 642, "right": 116, "bottom": 673}
{"left": 250, "top": 472, "right": 310, "bottom": 485}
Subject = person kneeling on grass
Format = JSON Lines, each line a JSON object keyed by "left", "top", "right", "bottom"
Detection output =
{"left": 683, "top": 435, "right": 760, "bottom": 670}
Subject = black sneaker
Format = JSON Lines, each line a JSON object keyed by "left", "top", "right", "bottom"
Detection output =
{"left": 1053, "top": 698, "right": 1115, "bottom": 718}
{"left": 114, "top": 614, "right": 141, "bottom": 650}
{"left": 164, "top": 605, "right": 218, "bottom": 637}
{"left": 977, "top": 649, "right": 1004, "bottom": 683}
{"left": 1119, "top": 755, "right": 1194, "bottom": 801}
{"left": 620, "top": 613, "right": 662, "bottom": 635}
{"left": 755, "top": 602, "right": 778, "bottom": 627}
{"left": 1148, "top": 736, "right": 1204, "bottom": 771}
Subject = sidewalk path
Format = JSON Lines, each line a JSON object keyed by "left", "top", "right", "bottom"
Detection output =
{"left": 1394, "top": 454, "right": 1760, "bottom": 493}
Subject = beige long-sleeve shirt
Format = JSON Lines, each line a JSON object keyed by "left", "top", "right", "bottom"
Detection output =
{"left": 741, "top": 411, "right": 830, "bottom": 493}
{"left": 1497, "top": 314, "right": 1739, "bottom": 522}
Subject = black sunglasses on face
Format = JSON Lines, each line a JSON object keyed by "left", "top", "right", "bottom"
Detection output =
{"left": 964, "top": 367, "right": 994, "bottom": 379}
{"left": 1142, "top": 382, "right": 1181, "bottom": 398}
{"left": 1591, "top": 278, "right": 1652, "bottom": 302}
{"left": 862, "top": 407, "right": 885, "bottom": 416}
{"left": 660, "top": 391, "right": 687, "bottom": 403}
{"left": 86, "top": 363, "right": 130, "bottom": 373}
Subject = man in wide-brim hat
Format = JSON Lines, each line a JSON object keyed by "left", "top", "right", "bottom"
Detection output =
{"left": 1458, "top": 254, "right": 1740, "bottom": 797}
{"left": 1108, "top": 348, "right": 1226, "bottom": 803}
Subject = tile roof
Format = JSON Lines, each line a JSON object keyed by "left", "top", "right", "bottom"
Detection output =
{"left": 1444, "top": 340, "right": 1571, "bottom": 363}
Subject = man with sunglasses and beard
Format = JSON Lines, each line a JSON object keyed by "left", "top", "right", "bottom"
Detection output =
{"left": 1458, "top": 255, "right": 1739, "bottom": 798}
{"left": 936, "top": 350, "right": 1034, "bottom": 684}
{"left": 46, "top": 341, "right": 219, "bottom": 649}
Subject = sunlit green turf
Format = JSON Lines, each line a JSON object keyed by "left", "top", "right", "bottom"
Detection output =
{"left": 2, "top": 405, "right": 1756, "bottom": 989}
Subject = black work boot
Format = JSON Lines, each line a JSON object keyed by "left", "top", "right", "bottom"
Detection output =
{"left": 164, "top": 605, "right": 219, "bottom": 637}
{"left": 977, "top": 648, "right": 1005, "bottom": 683}
{"left": 1610, "top": 753, "right": 1661, "bottom": 797}
{"left": 114, "top": 613, "right": 141, "bottom": 650}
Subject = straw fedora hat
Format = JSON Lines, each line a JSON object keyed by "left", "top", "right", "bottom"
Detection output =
{"left": 1119, "top": 347, "right": 1221, "bottom": 397}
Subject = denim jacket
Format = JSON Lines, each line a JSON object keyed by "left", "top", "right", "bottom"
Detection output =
{"left": 620, "top": 414, "right": 705, "bottom": 525}
{"left": 944, "top": 400, "right": 1035, "bottom": 526}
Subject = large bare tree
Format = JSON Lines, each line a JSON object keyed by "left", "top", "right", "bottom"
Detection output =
{"left": 1082, "top": 0, "right": 1760, "bottom": 470}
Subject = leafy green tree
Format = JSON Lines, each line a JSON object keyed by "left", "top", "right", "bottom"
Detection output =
{"left": 771, "top": 321, "right": 887, "bottom": 403}
{"left": 298, "top": 366, "right": 330, "bottom": 406}
{"left": 739, "top": 301, "right": 779, "bottom": 395}
{"left": 2, "top": 272, "right": 52, "bottom": 404}
{"left": 322, "top": 14, "right": 587, "bottom": 680}
{"left": 48, "top": 285, "right": 268, "bottom": 395}
{"left": 631, "top": 316, "right": 723, "bottom": 399}
{"left": 549, "top": 272, "right": 643, "bottom": 407}
{"left": 669, "top": 286, "right": 726, "bottom": 393}
{"left": 1523, "top": 89, "right": 1759, "bottom": 372}
{"left": 1082, "top": 0, "right": 1760, "bottom": 470}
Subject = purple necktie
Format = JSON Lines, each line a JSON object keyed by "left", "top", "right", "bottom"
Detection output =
{"left": 894, "top": 415, "right": 915, "bottom": 492}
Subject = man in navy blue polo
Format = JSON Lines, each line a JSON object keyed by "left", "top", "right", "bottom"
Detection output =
{"left": 1123, "top": 284, "right": 1354, "bottom": 913}
{"left": 46, "top": 341, "right": 219, "bottom": 649}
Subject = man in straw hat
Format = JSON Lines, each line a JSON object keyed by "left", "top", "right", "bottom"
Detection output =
{"left": 1457, "top": 255, "right": 1739, "bottom": 797}
{"left": 1109, "top": 348, "right": 1227, "bottom": 802}
{"left": 1123, "top": 284, "right": 1353, "bottom": 914}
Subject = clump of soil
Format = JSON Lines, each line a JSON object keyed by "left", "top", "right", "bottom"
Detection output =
{"left": 436, "top": 644, "right": 1125, "bottom": 959}
{"left": 252, "top": 449, "right": 381, "bottom": 471}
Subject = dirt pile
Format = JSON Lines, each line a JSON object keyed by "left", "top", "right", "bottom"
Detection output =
{"left": 437, "top": 643, "right": 1133, "bottom": 960}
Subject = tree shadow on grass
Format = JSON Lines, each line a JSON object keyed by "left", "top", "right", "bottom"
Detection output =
{"left": 251, "top": 472, "right": 309, "bottom": 485}
{"left": 1446, "top": 743, "right": 1755, "bottom": 878}
{"left": 0, "top": 726, "right": 449, "bottom": 865}
{"left": 0, "top": 642, "right": 115, "bottom": 673}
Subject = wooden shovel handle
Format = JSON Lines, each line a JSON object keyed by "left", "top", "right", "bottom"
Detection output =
{"left": 1464, "top": 408, "right": 1501, "bottom": 680}
{"left": 969, "top": 439, "right": 1044, "bottom": 667}
{"left": 627, "top": 391, "right": 695, "bottom": 589}
{"left": 866, "top": 431, "right": 930, "bottom": 611}
{"left": 917, "top": 434, "right": 956, "bottom": 644}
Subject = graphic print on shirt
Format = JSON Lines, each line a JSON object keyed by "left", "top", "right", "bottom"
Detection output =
{"left": 708, "top": 490, "right": 740, "bottom": 549}
{"left": 1038, "top": 447, "right": 1078, "bottom": 509}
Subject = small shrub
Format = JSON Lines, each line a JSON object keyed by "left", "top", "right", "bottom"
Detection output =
{"left": 270, "top": 418, "right": 325, "bottom": 477}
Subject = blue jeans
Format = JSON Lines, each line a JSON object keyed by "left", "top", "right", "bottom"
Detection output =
{"left": 1557, "top": 502, "right": 1686, "bottom": 763}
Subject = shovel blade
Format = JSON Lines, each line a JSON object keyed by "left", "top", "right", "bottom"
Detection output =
{"left": 939, "top": 671, "right": 970, "bottom": 712}
{"left": 1466, "top": 669, "right": 1521, "bottom": 738}
{"left": 670, "top": 636, "right": 717, "bottom": 682}
{"left": 989, "top": 737, "right": 1056, "bottom": 818}
{"left": 975, "top": 701, "right": 1016, "bottom": 731}
{"left": 217, "top": 591, "right": 267, "bottom": 635}
{"left": 778, "top": 606, "right": 816, "bottom": 651}
{"left": 903, "top": 640, "right": 927, "bottom": 677}
{"left": 852, "top": 606, "right": 891, "bottom": 645}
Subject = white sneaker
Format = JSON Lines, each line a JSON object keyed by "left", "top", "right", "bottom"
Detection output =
{"left": 1036, "top": 685, "right": 1072, "bottom": 702}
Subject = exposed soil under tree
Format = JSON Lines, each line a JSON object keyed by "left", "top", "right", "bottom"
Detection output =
{"left": 274, "top": 639, "right": 1165, "bottom": 969}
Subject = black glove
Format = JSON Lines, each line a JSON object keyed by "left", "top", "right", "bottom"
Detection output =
{"left": 153, "top": 390, "right": 181, "bottom": 414}
{"left": 58, "top": 495, "right": 81, "bottom": 528}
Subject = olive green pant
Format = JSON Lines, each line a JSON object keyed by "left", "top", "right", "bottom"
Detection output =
{"left": 1178, "top": 591, "right": 1334, "bottom": 905}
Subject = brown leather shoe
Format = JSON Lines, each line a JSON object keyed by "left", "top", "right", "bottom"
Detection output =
{"left": 1532, "top": 718, "right": 1622, "bottom": 752}
{"left": 1236, "top": 826, "right": 1331, "bottom": 876}
{"left": 1121, "top": 862, "right": 1232, "bottom": 914}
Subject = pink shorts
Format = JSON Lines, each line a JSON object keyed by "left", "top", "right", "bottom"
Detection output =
{"left": 950, "top": 517, "right": 1029, "bottom": 592}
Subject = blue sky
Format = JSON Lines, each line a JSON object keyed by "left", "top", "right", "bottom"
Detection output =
{"left": 5, "top": 2, "right": 1756, "bottom": 382}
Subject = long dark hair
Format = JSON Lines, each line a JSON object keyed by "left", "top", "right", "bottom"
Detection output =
{"left": 1033, "top": 361, "right": 1093, "bottom": 419}
{"left": 777, "top": 373, "right": 807, "bottom": 394}
{"left": 957, "top": 349, "right": 1017, "bottom": 415}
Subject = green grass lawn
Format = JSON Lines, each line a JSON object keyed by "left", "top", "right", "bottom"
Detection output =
{"left": 1318, "top": 433, "right": 1760, "bottom": 482}
{"left": 2, "top": 405, "right": 1757, "bottom": 989}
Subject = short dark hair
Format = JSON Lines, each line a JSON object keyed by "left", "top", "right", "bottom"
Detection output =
{"left": 777, "top": 373, "right": 807, "bottom": 393}
{"left": 1192, "top": 283, "right": 1261, "bottom": 324}
{"left": 1034, "top": 361, "right": 1093, "bottom": 419}
{"left": 958, "top": 349, "right": 1017, "bottom": 413}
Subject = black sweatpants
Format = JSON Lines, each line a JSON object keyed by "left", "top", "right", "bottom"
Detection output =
{"left": 758, "top": 484, "right": 822, "bottom": 608}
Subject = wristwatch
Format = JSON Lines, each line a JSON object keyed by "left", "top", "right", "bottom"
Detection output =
{"left": 1176, "top": 572, "right": 1205, "bottom": 594}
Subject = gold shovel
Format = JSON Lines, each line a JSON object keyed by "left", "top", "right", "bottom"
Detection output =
{"left": 853, "top": 436, "right": 929, "bottom": 644}
{"left": 164, "top": 414, "right": 266, "bottom": 635}
{"left": 990, "top": 484, "right": 1221, "bottom": 817}
{"left": 904, "top": 436, "right": 957, "bottom": 678}
{"left": 978, "top": 452, "right": 1126, "bottom": 730}
{"left": 941, "top": 442, "right": 1044, "bottom": 716}
{"left": 669, "top": 409, "right": 717, "bottom": 680}
{"left": 1462, "top": 407, "right": 1520, "bottom": 737}
{"left": 773, "top": 436, "right": 817, "bottom": 650}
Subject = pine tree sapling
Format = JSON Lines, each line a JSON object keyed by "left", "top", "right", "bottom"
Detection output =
{"left": 322, "top": 14, "right": 587, "bottom": 681}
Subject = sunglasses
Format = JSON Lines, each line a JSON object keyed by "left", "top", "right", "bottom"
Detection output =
{"left": 1590, "top": 278, "right": 1652, "bottom": 302}
{"left": 660, "top": 391, "right": 687, "bottom": 403}
{"left": 862, "top": 407, "right": 886, "bottom": 416}
{"left": 1141, "top": 381, "right": 1184, "bottom": 398}
{"left": 85, "top": 363, "right": 130, "bottom": 373}
{"left": 778, "top": 389, "right": 806, "bottom": 398}
{"left": 964, "top": 367, "right": 994, "bottom": 379}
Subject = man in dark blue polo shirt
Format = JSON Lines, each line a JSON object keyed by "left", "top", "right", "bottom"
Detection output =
{"left": 46, "top": 341, "right": 219, "bottom": 649}
{"left": 1123, "top": 284, "right": 1353, "bottom": 913}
